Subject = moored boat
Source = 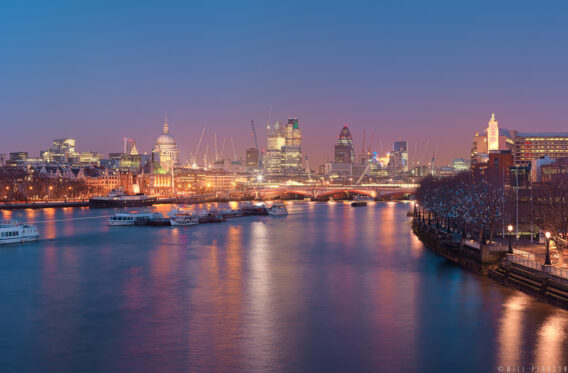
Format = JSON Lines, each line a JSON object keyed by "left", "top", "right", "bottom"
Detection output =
{"left": 108, "top": 212, "right": 164, "bottom": 226}
{"left": 89, "top": 189, "right": 157, "bottom": 209}
{"left": 0, "top": 220, "right": 39, "bottom": 245}
{"left": 198, "top": 213, "right": 226, "bottom": 223}
{"left": 351, "top": 201, "right": 367, "bottom": 207}
{"left": 267, "top": 203, "right": 288, "bottom": 216}
{"left": 170, "top": 216, "right": 200, "bottom": 226}
{"left": 241, "top": 202, "right": 268, "bottom": 215}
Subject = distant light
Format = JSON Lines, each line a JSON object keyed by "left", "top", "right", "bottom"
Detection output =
{"left": 257, "top": 175, "right": 263, "bottom": 182}
{"left": 507, "top": 224, "right": 513, "bottom": 233}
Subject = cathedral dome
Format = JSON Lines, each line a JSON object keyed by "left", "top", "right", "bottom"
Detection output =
{"left": 155, "top": 118, "right": 177, "bottom": 147}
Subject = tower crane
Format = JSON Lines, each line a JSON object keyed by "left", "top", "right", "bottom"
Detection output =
{"left": 230, "top": 138, "right": 237, "bottom": 161}
{"left": 194, "top": 128, "right": 206, "bottom": 166}
{"left": 250, "top": 120, "right": 261, "bottom": 169}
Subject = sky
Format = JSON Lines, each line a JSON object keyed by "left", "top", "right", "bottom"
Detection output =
{"left": 1, "top": 0, "right": 568, "bottom": 167}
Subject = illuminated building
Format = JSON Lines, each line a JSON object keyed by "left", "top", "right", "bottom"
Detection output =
{"left": 265, "top": 122, "right": 285, "bottom": 174}
{"left": 393, "top": 141, "right": 408, "bottom": 171}
{"left": 123, "top": 138, "right": 138, "bottom": 155}
{"left": 451, "top": 158, "right": 470, "bottom": 171}
{"left": 512, "top": 131, "right": 568, "bottom": 166}
{"left": 153, "top": 117, "right": 180, "bottom": 172}
{"left": 334, "top": 126, "right": 354, "bottom": 163}
{"left": 9, "top": 152, "right": 28, "bottom": 164}
{"left": 387, "top": 151, "right": 403, "bottom": 173}
{"left": 78, "top": 152, "right": 102, "bottom": 165}
{"left": 245, "top": 147, "right": 259, "bottom": 170}
{"left": 470, "top": 114, "right": 514, "bottom": 165}
{"left": 265, "top": 118, "right": 303, "bottom": 174}
{"left": 281, "top": 118, "right": 303, "bottom": 173}
{"left": 41, "top": 138, "right": 78, "bottom": 163}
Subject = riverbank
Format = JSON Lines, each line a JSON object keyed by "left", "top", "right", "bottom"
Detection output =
{"left": 412, "top": 216, "right": 568, "bottom": 311}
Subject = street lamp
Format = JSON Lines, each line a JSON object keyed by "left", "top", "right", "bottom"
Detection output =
{"left": 507, "top": 224, "right": 514, "bottom": 254}
{"left": 545, "top": 231, "right": 552, "bottom": 266}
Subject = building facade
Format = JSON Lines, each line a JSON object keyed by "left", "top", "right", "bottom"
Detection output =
{"left": 334, "top": 126, "right": 354, "bottom": 163}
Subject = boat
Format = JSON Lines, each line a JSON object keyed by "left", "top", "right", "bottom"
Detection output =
{"left": 351, "top": 201, "right": 367, "bottom": 207}
{"left": 210, "top": 208, "right": 244, "bottom": 218}
{"left": 267, "top": 203, "right": 288, "bottom": 216}
{"left": 198, "top": 212, "right": 226, "bottom": 223}
{"left": 89, "top": 189, "right": 157, "bottom": 208}
{"left": 241, "top": 202, "right": 268, "bottom": 215}
{"left": 0, "top": 220, "right": 39, "bottom": 245}
{"left": 108, "top": 212, "right": 165, "bottom": 226}
{"left": 170, "top": 216, "right": 200, "bottom": 226}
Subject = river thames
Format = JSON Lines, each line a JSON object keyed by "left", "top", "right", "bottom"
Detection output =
{"left": 1, "top": 201, "right": 567, "bottom": 372}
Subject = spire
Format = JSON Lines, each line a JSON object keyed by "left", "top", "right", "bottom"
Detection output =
{"left": 163, "top": 116, "right": 169, "bottom": 134}
{"left": 490, "top": 113, "right": 495, "bottom": 121}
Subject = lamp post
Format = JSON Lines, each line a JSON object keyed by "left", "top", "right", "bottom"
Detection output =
{"left": 507, "top": 224, "right": 514, "bottom": 254}
{"left": 545, "top": 231, "right": 552, "bottom": 266}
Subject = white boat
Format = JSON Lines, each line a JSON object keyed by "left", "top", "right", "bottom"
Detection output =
{"left": 267, "top": 203, "right": 288, "bottom": 216}
{"left": 0, "top": 220, "right": 39, "bottom": 245}
{"left": 108, "top": 212, "right": 164, "bottom": 226}
{"left": 170, "top": 216, "right": 200, "bottom": 226}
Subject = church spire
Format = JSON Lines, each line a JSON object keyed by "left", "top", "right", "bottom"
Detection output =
{"left": 163, "top": 116, "right": 169, "bottom": 134}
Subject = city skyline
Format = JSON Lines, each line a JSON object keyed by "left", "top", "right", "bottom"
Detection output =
{"left": 2, "top": 1, "right": 568, "bottom": 166}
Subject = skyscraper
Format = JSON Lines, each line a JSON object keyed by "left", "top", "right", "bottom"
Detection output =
{"left": 265, "top": 122, "right": 286, "bottom": 174}
{"left": 334, "top": 126, "right": 354, "bottom": 163}
{"left": 281, "top": 118, "right": 303, "bottom": 173}
{"left": 245, "top": 147, "right": 259, "bottom": 170}
{"left": 393, "top": 141, "right": 408, "bottom": 172}
{"left": 123, "top": 138, "right": 138, "bottom": 155}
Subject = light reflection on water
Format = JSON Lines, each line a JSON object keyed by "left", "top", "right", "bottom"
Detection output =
{"left": 0, "top": 201, "right": 567, "bottom": 372}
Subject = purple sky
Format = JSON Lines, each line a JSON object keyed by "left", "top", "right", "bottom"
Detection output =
{"left": 1, "top": 1, "right": 568, "bottom": 167}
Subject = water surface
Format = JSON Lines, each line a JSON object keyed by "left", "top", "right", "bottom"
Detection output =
{"left": 1, "top": 201, "right": 567, "bottom": 372}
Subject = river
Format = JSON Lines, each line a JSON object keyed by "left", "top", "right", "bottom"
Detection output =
{"left": 0, "top": 201, "right": 567, "bottom": 372}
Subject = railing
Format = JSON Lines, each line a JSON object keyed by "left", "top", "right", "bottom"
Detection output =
{"left": 513, "top": 249, "right": 535, "bottom": 260}
{"left": 545, "top": 265, "right": 568, "bottom": 280}
{"left": 508, "top": 255, "right": 542, "bottom": 271}
{"left": 506, "top": 255, "right": 568, "bottom": 280}
{"left": 463, "top": 240, "right": 480, "bottom": 250}
{"left": 488, "top": 245, "right": 508, "bottom": 252}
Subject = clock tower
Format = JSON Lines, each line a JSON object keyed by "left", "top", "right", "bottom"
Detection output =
{"left": 487, "top": 113, "right": 499, "bottom": 151}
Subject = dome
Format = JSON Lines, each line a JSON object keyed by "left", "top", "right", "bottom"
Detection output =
{"left": 155, "top": 118, "right": 177, "bottom": 147}
{"left": 156, "top": 133, "right": 176, "bottom": 146}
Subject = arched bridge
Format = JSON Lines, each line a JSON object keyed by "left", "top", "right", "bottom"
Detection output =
{"left": 255, "top": 183, "right": 418, "bottom": 200}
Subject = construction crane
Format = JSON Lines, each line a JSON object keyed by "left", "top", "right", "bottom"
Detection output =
{"left": 230, "top": 138, "right": 237, "bottom": 161}
{"left": 214, "top": 132, "right": 218, "bottom": 161}
{"left": 361, "top": 129, "right": 366, "bottom": 163}
{"left": 194, "top": 128, "right": 206, "bottom": 166}
{"left": 305, "top": 156, "right": 312, "bottom": 181}
{"left": 203, "top": 145, "right": 209, "bottom": 169}
{"left": 250, "top": 120, "right": 260, "bottom": 169}
{"left": 357, "top": 163, "right": 371, "bottom": 184}
{"left": 219, "top": 138, "right": 227, "bottom": 160}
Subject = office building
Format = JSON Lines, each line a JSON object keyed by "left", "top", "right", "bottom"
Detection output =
{"left": 393, "top": 141, "right": 408, "bottom": 171}
{"left": 334, "top": 126, "right": 354, "bottom": 163}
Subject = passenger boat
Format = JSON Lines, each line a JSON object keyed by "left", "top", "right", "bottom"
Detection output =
{"left": 241, "top": 202, "right": 268, "bottom": 215}
{"left": 89, "top": 189, "right": 157, "bottom": 208}
{"left": 170, "top": 216, "right": 199, "bottom": 226}
{"left": 108, "top": 212, "right": 165, "bottom": 226}
{"left": 0, "top": 220, "right": 39, "bottom": 245}
{"left": 267, "top": 203, "right": 288, "bottom": 216}
{"left": 351, "top": 201, "right": 367, "bottom": 207}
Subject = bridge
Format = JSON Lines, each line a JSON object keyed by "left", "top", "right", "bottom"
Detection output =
{"left": 249, "top": 183, "right": 418, "bottom": 200}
